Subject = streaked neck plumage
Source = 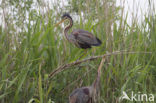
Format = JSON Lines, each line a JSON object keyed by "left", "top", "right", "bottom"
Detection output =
{"left": 64, "top": 17, "right": 73, "bottom": 42}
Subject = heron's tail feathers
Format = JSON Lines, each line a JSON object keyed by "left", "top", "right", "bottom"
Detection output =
{"left": 92, "top": 37, "right": 102, "bottom": 46}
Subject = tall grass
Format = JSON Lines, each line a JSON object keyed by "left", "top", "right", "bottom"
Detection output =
{"left": 0, "top": 0, "right": 156, "bottom": 103}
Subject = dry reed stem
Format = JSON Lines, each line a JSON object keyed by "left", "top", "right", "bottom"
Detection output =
{"left": 49, "top": 51, "right": 152, "bottom": 78}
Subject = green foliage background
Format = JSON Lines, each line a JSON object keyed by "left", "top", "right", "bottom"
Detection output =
{"left": 0, "top": 0, "right": 156, "bottom": 103}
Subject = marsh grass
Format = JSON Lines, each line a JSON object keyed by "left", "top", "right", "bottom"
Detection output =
{"left": 0, "top": 0, "right": 156, "bottom": 103}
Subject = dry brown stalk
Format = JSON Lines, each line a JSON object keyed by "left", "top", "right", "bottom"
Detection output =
{"left": 49, "top": 51, "right": 152, "bottom": 78}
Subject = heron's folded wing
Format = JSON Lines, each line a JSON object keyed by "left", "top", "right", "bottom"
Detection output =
{"left": 72, "top": 30, "right": 101, "bottom": 46}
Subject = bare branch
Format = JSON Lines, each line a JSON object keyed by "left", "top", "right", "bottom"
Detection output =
{"left": 49, "top": 51, "right": 152, "bottom": 78}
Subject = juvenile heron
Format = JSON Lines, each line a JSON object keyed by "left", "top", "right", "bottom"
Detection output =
{"left": 55, "top": 13, "right": 102, "bottom": 49}
{"left": 69, "top": 57, "right": 105, "bottom": 103}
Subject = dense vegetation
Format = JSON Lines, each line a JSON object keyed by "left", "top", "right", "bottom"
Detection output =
{"left": 0, "top": 0, "right": 156, "bottom": 103}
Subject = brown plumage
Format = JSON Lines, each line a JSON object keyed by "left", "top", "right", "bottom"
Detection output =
{"left": 55, "top": 13, "right": 102, "bottom": 49}
{"left": 69, "top": 57, "right": 105, "bottom": 103}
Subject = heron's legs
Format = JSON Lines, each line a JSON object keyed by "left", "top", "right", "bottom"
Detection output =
{"left": 78, "top": 49, "right": 88, "bottom": 60}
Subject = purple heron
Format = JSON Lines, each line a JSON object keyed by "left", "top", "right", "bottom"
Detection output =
{"left": 55, "top": 13, "right": 102, "bottom": 49}
{"left": 69, "top": 57, "right": 105, "bottom": 103}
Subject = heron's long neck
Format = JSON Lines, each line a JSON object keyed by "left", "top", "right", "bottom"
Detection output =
{"left": 64, "top": 18, "right": 73, "bottom": 41}
{"left": 92, "top": 58, "right": 105, "bottom": 90}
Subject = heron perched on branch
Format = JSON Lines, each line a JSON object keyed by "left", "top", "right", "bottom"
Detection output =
{"left": 55, "top": 13, "right": 102, "bottom": 49}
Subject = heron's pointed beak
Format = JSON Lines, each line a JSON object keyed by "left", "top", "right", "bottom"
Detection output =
{"left": 55, "top": 18, "right": 66, "bottom": 27}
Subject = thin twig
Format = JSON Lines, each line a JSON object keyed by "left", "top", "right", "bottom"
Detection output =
{"left": 49, "top": 51, "right": 152, "bottom": 78}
